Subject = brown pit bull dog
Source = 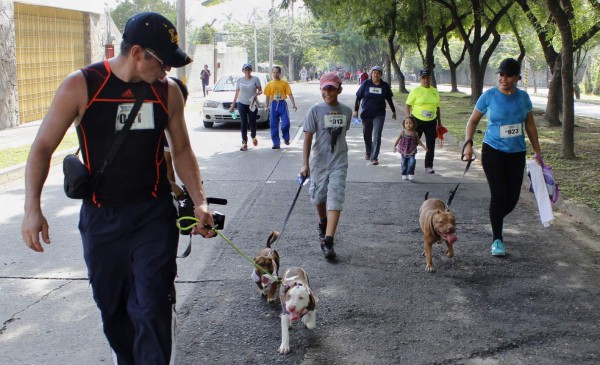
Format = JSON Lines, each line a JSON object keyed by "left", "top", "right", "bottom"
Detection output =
{"left": 419, "top": 193, "right": 458, "bottom": 272}
{"left": 251, "top": 231, "right": 281, "bottom": 303}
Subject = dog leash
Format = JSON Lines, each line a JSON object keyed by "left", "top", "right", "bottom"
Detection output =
{"left": 447, "top": 139, "right": 476, "bottom": 207}
{"left": 271, "top": 175, "right": 308, "bottom": 244}
{"left": 175, "top": 217, "right": 279, "bottom": 283}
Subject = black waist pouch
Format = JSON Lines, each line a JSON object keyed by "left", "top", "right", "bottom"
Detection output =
{"left": 63, "top": 153, "right": 92, "bottom": 199}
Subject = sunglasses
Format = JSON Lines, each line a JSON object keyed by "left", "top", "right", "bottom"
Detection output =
{"left": 145, "top": 49, "right": 164, "bottom": 67}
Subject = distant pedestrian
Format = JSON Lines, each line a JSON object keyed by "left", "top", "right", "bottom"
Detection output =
{"left": 359, "top": 68, "right": 369, "bottom": 84}
{"left": 354, "top": 65, "right": 396, "bottom": 165}
{"left": 393, "top": 116, "right": 427, "bottom": 181}
{"left": 299, "top": 72, "right": 352, "bottom": 260}
{"left": 200, "top": 64, "right": 211, "bottom": 97}
{"left": 264, "top": 66, "right": 297, "bottom": 149}
{"left": 229, "top": 63, "right": 262, "bottom": 151}
{"left": 464, "top": 57, "right": 543, "bottom": 257}
{"left": 405, "top": 69, "right": 442, "bottom": 174}
{"left": 300, "top": 67, "right": 308, "bottom": 82}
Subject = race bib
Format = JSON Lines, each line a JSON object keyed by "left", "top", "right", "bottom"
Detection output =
{"left": 115, "top": 102, "right": 155, "bottom": 131}
{"left": 323, "top": 114, "right": 348, "bottom": 129}
{"left": 369, "top": 87, "right": 382, "bottom": 94}
{"left": 273, "top": 93, "right": 284, "bottom": 101}
{"left": 421, "top": 110, "right": 434, "bottom": 119}
{"left": 500, "top": 123, "right": 523, "bottom": 138}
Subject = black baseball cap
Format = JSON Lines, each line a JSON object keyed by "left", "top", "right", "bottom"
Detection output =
{"left": 419, "top": 69, "right": 431, "bottom": 77}
{"left": 122, "top": 12, "right": 192, "bottom": 68}
{"left": 496, "top": 58, "right": 521, "bottom": 76}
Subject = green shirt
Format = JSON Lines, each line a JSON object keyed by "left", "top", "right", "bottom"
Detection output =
{"left": 406, "top": 85, "right": 440, "bottom": 122}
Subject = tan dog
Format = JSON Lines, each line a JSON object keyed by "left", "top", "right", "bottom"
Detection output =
{"left": 419, "top": 193, "right": 458, "bottom": 272}
{"left": 278, "top": 267, "right": 316, "bottom": 355}
{"left": 251, "top": 231, "right": 280, "bottom": 303}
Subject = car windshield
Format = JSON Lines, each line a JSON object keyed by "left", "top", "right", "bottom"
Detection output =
{"left": 212, "top": 74, "right": 271, "bottom": 92}
{"left": 213, "top": 75, "right": 238, "bottom": 92}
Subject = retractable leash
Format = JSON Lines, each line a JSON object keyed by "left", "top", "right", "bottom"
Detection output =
{"left": 175, "top": 217, "right": 279, "bottom": 283}
{"left": 447, "top": 139, "right": 476, "bottom": 207}
{"left": 271, "top": 175, "right": 308, "bottom": 244}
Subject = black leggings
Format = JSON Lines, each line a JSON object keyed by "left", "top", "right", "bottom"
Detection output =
{"left": 414, "top": 117, "right": 437, "bottom": 169}
{"left": 481, "top": 143, "right": 526, "bottom": 241}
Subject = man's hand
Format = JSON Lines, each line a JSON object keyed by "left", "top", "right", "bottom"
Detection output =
{"left": 22, "top": 210, "right": 50, "bottom": 252}
{"left": 193, "top": 203, "right": 217, "bottom": 238}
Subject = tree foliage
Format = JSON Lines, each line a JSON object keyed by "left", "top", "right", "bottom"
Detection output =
{"left": 111, "top": 0, "right": 176, "bottom": 32}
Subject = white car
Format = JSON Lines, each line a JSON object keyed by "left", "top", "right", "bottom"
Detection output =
{"left": 202, "top": 73, "right": 271, "bottom": 128}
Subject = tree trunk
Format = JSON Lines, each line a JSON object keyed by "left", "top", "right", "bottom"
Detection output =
{"left": 545, "top": 59, "right": 563, "bottom": 126}
{"left": 449, "top": 65, "right": 459, "bottom": 92}
{"left": 546, "top": 0, "right": 576, "bottom": 159}
{"left": 469, "top": 50, "right": 485, "bottom": 103}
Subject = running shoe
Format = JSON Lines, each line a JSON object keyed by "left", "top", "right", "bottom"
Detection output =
{"left": 491, "top": 239, "right": 506, "bottom": 256}
{"left": 240, "top": 143, "right": 248, "bottom": 151}
{"left": 252, "top": 138, "right": 258, "bottom": 146}
{"left": 402, "top": 175, "right": 408, "bottom": 180}
{"left": 425, "top": 167, "right": 435, "bottom": 174}
{"left": 320, "top": 238, "right": 336, "bottom": 260}
{"left": 408, "top": 175, "right": 414, "bottom": 181}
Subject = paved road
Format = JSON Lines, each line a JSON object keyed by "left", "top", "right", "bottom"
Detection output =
{"left": 1, "top": 82, "right": 599, "bottom": 364}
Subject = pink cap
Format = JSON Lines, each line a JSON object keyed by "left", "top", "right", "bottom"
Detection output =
{"left": 320, "top": 72, "right": 342, "bottom": 89}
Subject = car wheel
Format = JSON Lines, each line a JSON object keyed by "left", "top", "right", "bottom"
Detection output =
{"left": 203, "top": 121, "right": 214, "bottom": 128}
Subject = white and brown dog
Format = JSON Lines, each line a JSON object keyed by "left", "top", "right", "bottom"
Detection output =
{"left": 278, "top": 267, "right": 316, "bottom": 355}
{"left": 251, "top": 231, "right": 280, "bottom": 303}
{"left": 419, "top": 193, "right": 458, "bottom": 272}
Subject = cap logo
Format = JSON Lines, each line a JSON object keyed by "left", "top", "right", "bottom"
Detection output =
{"left": 169, "top": 29, "right": 178, "bottom": 44}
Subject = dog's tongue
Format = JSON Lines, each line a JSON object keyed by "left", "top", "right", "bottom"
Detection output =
{"left": 261, "top": 276, "right": 270, "bottom": 285}
{"left": 445, "top": 233, "right": 458, "bottom": 245}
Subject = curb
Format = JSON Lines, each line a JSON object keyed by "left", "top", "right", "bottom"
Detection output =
{"left": 0, "top": 148, "right": 77, "bottom": 185}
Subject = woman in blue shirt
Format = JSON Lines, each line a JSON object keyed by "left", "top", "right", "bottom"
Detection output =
{"left": 463, "top": 58, "right": 543, "bottom": 257}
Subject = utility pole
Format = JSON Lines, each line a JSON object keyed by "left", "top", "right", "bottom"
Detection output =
{"left": 269, "top": 0, "right": 274, "bottom": 71}
{"left": 176, "top": 0, "right": 186, "bottom": 82}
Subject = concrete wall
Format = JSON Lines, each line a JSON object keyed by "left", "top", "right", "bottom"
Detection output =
{"left": 185, "top": 44, "right": 248, "bottom": 94}
{"left": 0, "top": 0, "right": 18, "bottom": 130}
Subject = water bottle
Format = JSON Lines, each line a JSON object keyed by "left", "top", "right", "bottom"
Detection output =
{"left": 297, "top": 174, "right": 309, "bottom": 186}
{"left": 230, "top": 111, "right": 237, "bottom": 120}
{"left": 352, "top": 116, "right": 361, "bottom": 125}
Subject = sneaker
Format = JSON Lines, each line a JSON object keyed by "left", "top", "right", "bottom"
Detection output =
{"left": 402, "top": 175, "right": 408, "bottom": 180}
{"left": 364, "top": 154, "right": 370, "bottom": 160}
{"left": 425, "top": 167, "right": 435, "bottom": 174}
{"left": 491, "top": 239, "right": 506, "bottom": 256}
{"left": 284, "top": 139, "right": 290, "bottom": 145}
{"left": 317, "top": 222, "right": 327, "bottom": 241}
{"left": 272, "top": 145, "right": 280, "bottom": 149}
{"left": 320, "top": 238, "right": 336, "bottom": 260}
{"left": 408, "top": 175, "right": 414, "bottom": 181}
{"left": 240, "top": 143, "right": 248, "bottom": 151}
{"left": 372, "top": 160, "right": 379, "bottom": 166}
{"left": 252, "top": 138, "right": 258, "bottom": 146}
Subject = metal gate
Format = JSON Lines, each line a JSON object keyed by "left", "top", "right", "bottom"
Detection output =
{"left": 15, "top": 3, "right": 85, "bottom": 123}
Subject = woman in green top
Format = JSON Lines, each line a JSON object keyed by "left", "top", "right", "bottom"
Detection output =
{"left": 405, "top": 69, "right": 442, "bottom": 174}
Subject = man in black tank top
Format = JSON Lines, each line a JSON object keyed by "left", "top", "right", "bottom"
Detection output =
{"left": 22, "top": 12, "right": 215, "bottom": 364}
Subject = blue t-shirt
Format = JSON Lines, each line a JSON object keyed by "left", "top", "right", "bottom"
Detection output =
{"left": 355, "top": 79, "right": 394, "bottom": 119}
{"left": 476, "top": 87, "right": 532, "bottom": 153}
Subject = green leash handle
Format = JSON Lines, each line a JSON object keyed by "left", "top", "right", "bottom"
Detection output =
{"left": 175, "top": 216, "right": 278, "bottom": 282}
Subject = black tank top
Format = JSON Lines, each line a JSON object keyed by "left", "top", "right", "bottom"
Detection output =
{"left": 78, "top": 60, "right": 170, "bottom": 206}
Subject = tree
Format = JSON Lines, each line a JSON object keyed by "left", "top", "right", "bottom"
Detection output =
{"left": 434, "top": 0, "right": 515, "bottom": 102}
{"left": 111, "top": 0, "right": 176, "bottom": 32}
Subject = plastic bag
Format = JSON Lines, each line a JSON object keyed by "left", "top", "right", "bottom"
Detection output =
{"left": 528, "top": 161, "right": 559, "bottom": 204}
{"left": 436, "top": 125, "right": 448, "bottom": 146}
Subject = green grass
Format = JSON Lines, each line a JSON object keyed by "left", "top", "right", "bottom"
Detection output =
{"left": 393, "top": 89, "right": 600, "bottom": 215}
{"left": 0, "top": 132, "right": 79, "bottom": 170}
